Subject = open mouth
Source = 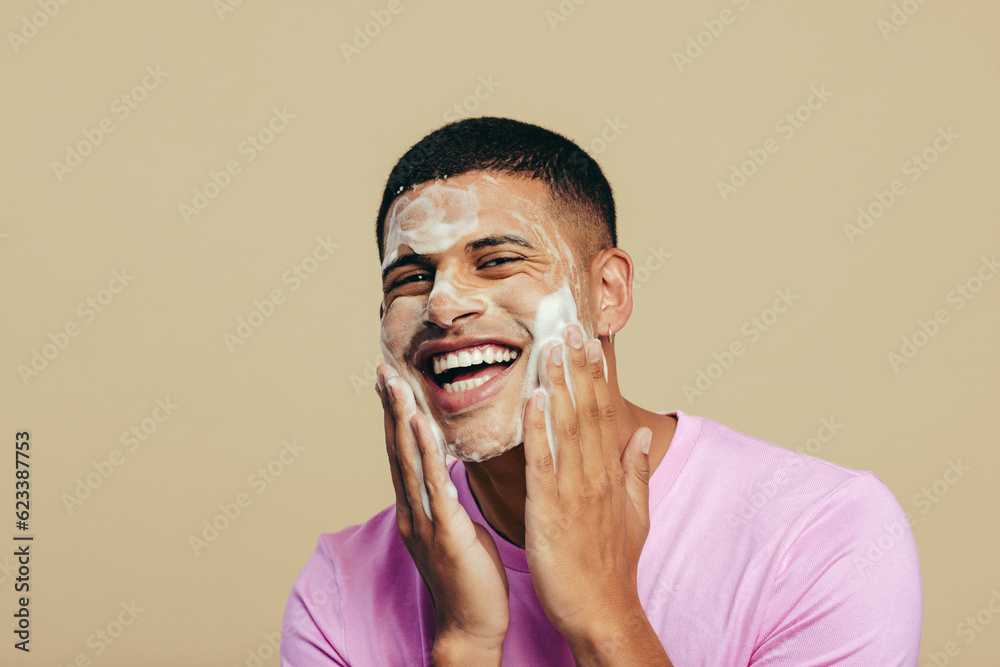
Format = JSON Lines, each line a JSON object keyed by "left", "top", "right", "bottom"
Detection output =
{"left": 426, "top": 343, "right": 520, "bottom": 393}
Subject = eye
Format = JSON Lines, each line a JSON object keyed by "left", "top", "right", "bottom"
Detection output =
{"left": 385, "top": 270, "right": 433, "bottom": 295}
{"left": 392, "top": 272, "right": 431, "bottom": 288}
{"left": 479, "top": 255, "right": 523, "bottom": 269}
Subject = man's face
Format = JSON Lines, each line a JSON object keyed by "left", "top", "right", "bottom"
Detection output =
{"left": 379, "top": 171, "right": 593, "bottom": 462}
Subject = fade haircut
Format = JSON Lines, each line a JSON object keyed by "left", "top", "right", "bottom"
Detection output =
{"left": 375, "top": 117, "right": 617, "bottom": 265}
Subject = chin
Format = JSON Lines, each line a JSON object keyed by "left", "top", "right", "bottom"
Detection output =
{"left": 443, "top": 426, "right": 523, "bottom": 463}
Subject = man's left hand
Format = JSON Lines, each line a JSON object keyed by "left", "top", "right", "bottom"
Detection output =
{"left": 522, "top": 324, "right": 670, "bottom": 664}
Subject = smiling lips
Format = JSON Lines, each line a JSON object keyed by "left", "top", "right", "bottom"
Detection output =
{"left": 427, "top": 343, "right": 519, "bottom": 394}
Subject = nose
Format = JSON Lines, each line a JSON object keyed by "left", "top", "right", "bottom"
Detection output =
{"left": 424, "top": 275, "right": 486, "bottom": 329}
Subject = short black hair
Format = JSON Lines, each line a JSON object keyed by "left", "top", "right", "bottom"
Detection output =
{"left": 375, "top": 117, "right": 616, "bottom": 263}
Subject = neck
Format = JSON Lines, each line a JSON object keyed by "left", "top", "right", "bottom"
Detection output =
{"left": 464, "top": 347, "right": 677, "bottom": 549}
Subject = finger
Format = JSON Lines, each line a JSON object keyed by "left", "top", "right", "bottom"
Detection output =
{"left": 411, "top": 412, "right": 463, "bottom": 532}
{"left": 377, "top": 366, "right": 411, "bottom": 532}
{"left": 522, "top": 388, "right": 557, "bottom": 504}
{"left": 586, "top": 339, "right": 620, "bottom": 472}
{"left": 386, "top": 376, "right": 433, "bottom": 533}
{"left": 563, "top": 325, "right": 605, "bottom": 478}
{"left": 620, "top": 427, "right": 653, "bottom": 533}
{"left": 543, "top": 340, "right": 583, "bottom": 493}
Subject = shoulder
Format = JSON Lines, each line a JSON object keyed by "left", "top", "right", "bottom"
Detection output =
{"left": 666, "top": 413, "right": 883, "bottom": 524}
{"left": 281, "top": 506, "right": 426, "bottom": 665}
{"left": 645, "top": 413, "right": 922, "bottom": 662}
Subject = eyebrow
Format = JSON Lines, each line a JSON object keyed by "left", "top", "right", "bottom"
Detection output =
{"left": 382, "top": 252, "right": 430, "bottom": 282}
{"left": 465, "top": 234, "right": 535, "bottom": 252}
{"left": 381, "top": 234, "right": 535, "bottom": 282}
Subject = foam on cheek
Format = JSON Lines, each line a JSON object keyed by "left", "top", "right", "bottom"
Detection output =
{"left": 380, "top": 337, "right": 446, "bottom": 522}
{"left": 380, "top": 180, "right": 483, "bottom": 520}
{"left": 519, "top": 282, "right": 586, "bottom": 471}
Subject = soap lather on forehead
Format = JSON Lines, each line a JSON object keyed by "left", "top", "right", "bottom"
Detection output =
{"left": 382, "top": 175, "right": 579, "bottom": 274}
{"left": 382, "top": 180, "right": 482, "bottom": 268}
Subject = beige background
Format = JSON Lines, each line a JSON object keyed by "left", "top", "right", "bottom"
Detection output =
{"left": 1, "top": 0, "right": 997, "bottom": 665}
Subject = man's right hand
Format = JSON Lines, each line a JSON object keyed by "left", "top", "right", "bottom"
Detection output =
{"left": 375, "top": 364, "right": 510, "bottom": 665}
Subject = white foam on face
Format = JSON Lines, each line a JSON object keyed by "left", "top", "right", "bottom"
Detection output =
{"left": 379, "top": 181, "right": 486, "bottom": 520}
{"left": 517, "top": 283, "right": 586, "bottom": 472}
{"left": 381, "top": 182, "right": 480, "bottom": 272}
{"left": 379, "top": 174, "right": 594, "bottom": 510}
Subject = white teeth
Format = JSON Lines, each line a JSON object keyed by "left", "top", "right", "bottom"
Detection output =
{"left": 431, "top": 344, "right": 520, "bottom": 376}
{"left": 443, "top": 377, "right": 490, "bottom": 393}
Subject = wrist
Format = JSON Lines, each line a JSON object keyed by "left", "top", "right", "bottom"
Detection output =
{"left": 432, "top": 629, "right": 504, "bottom": 666}
{"left": 564, "top": 603, "right": 665, "bottom": 666}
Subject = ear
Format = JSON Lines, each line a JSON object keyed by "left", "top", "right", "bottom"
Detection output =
{"left": 588, "top": 248, "right": 633, "bottom": 340}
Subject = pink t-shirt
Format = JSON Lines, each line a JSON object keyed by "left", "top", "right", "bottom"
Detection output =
{"left": 281, "top": 410, "right": 923, "bottom": 665}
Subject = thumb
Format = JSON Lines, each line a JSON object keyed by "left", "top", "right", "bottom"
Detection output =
{"left": 621, "top": 426, "right": 653, "bottom": 528}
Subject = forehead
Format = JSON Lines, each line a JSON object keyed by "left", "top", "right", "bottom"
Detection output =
{"left": 381, "top": 173, "right": 569, "bottom": 261}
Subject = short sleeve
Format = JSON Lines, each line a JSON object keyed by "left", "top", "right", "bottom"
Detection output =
{"left": 749, "top": 473, "right": 923, "bottom": 666}
{"left": 281, "top": 538, "right": 350, "bottom": 666}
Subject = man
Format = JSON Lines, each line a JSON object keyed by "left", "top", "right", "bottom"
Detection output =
{"left": 282, "top": 117, "right": 923, "bottom": 665}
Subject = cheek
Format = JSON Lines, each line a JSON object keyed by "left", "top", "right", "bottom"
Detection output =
{"left": 380, "top": 299, "right": 423, "bottom": 359}
{"left": 503, "top": 290, "right": 547, "bottom": 325}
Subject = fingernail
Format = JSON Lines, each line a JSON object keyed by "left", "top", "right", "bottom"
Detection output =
{"left": 585, "top": 339, "right": 602, "bottom": 364}
{"left": 641, "top": 430, "right": 652, "bottom": 455}
{"left": 385, "top": 377, "right": 398, "bottom": 402}
{"left": 533, "top": 390, "right": 546, "bottom": 411}
{"left": 549, "top": 343, "right": 563, "bottom": 366}
{"left": 567, "top": 325, "right": 584, "bottom": 349}
{"left": 446, "top": 481, "right": 458, "bottom": 500}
